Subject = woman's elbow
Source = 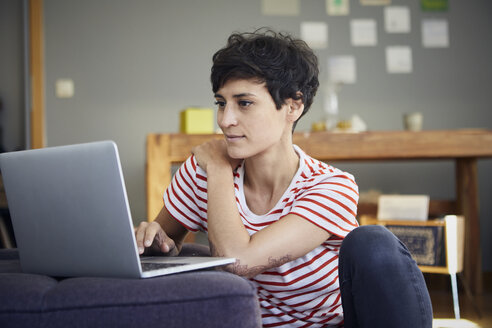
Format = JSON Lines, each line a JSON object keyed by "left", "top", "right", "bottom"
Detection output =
{"left": 220, "top": 258, "right": 267, "bottom": 279}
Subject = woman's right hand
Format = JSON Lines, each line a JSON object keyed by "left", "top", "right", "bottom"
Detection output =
{"left": 135, "top": 221, "right": 178, "bottom": 256}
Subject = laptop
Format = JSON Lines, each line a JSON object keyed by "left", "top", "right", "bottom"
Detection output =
{"left": 0, "top": 141, "right": 235, "bottom": 278}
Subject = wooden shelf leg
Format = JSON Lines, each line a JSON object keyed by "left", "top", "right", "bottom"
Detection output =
{"left": 456, "top": 158, "right": 483, "bottom": 294}
{"left": 146, "top": 134, "right": 171, "bottom": 222}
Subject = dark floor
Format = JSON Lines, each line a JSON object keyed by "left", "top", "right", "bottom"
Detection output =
{"left": 428, "top": 273, "right": 492, "bottom": 328}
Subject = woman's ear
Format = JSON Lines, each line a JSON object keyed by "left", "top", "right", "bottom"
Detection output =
{"left": 286, "top": 92, "right": 304, "bottom": 123}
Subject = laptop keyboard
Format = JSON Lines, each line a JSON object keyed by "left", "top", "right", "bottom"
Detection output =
{"left": 141, "top": 262, "right": 185, "bottom": 272}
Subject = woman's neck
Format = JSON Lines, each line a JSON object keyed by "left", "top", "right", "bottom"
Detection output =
{"left": 242, "top": 141, "right": 299, "bottom": 215}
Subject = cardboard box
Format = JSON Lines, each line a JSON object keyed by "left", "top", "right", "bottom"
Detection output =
{"left": 180, "top": 108, "right": 214, "bottom": 134}
{"left": 377, "top": 194, "right": 430, "bottom": 221}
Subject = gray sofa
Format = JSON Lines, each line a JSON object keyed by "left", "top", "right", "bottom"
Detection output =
{"left": 0, "top": 245, "right": 261, "bottom": 328}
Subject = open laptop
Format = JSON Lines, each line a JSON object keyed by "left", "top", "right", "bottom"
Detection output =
{"left": 0, "top": 141, "right": 235, "bottom": 278}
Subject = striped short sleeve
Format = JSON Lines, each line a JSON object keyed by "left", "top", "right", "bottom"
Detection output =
{"left": 290, "top": 171, "right": 359, "bottom": 238}
{"left": 163, "top": 155, "right": 208, "bottom": 232}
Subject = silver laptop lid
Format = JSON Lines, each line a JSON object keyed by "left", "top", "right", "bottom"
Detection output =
{"left": 0, "top": 141, "right": 143, "bottom": 278}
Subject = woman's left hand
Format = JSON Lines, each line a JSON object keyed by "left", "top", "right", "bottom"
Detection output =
{"left": 192, "top": 139, "right": 242, "bottom": 173}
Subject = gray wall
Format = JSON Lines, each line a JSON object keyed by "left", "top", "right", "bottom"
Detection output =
{"left": 2, "top": 0, "right": 492, "bottom": 270}
{"left": 0, "top": 0, "right": 25, "bottom": 152}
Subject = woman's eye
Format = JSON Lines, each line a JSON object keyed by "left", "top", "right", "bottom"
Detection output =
{"left": 214, "top": 101, "right": 225, "bottom": 108}
{"left": 239, "top": 100, "right": 252, "bottom": 107}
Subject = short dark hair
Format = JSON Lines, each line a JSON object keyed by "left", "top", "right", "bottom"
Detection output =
{"left": 211, "top": 29, "right": 319, "bottom": 130}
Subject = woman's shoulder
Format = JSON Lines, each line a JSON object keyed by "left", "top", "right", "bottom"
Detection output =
{"left": 177, "top": 155, "right": 208, "bottom": 183}
{"left": 295, "top": 145, "right": 356, "bottom": 187}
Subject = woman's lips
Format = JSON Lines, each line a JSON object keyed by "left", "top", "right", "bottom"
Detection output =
{"left": 225, "top": 134, "right": 244, "bottom": 142}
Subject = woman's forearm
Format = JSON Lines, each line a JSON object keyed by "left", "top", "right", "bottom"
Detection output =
{"left": 205, "top": 165, "right": 251, "bottom": 258}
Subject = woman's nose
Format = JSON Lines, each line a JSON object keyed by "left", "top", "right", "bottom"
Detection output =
{"left": 218, "top": 106, "right": 238, "bottom": 127}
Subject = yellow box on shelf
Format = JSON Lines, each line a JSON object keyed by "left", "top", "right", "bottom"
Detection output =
{"left": 180, "top": 107, "right": 215, "bottom": 134}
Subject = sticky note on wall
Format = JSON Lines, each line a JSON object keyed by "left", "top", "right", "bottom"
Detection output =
{"left": 180, "top": 108, "right": 215, "bottom": 134}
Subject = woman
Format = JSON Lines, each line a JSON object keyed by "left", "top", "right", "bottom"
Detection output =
{"left": 135, "top": 29, "right": 432, "bottom": 327}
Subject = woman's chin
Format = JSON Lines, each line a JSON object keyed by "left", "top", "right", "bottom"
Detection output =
{"left": 226, "top": 147, "right": 247, "bottom": 160}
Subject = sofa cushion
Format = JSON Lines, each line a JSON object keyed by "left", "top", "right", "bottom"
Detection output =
{"left": 0, "top": 247, "right": 261, "bottom": 328}
{"left": 0, "top": 270, "right": 261, "bottom": 328}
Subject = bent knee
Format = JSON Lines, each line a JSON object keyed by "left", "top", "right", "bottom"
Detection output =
{"left": 342, "top": 225, "right": 397, "bottom": 250}
{"left": 340, "top": 225, "right": 406, "bottom": 266}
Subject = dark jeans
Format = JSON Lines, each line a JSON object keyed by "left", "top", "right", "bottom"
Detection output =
{"left": 339, "top": 225, "right": 433, "bottom": 328}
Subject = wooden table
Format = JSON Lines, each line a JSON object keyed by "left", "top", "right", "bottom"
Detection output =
{"left": 146, "top": 129, "right": 492, "bottom": 294}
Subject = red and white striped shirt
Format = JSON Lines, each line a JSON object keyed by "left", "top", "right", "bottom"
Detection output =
{"left": 164, "top": 145, "right": 359, "bottom": 327}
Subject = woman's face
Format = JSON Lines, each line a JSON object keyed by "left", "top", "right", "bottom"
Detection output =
{"left": 214, "top": 79, "right": 293, "bottom": 160}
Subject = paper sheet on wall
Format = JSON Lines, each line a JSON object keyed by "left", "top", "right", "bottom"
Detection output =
{"left": 351, "top": 19, "right": 377, "bottom": 46}
{"left": 422, "top": 19, "right": 449, "bottom": 48}
{"left": 386, "top": 46, "right": 413, "bottom": 73}
{"left": 329, "top": 56, "right": 357, "bottom": 84}
{"left": 421, "top": 0, "right": 448, "bottom": 11}
{"left": 262, "top": 0, "right": 299, "bottom": 16}
{"left": 360, "top": 0, "right": 391, "bottom": 5}
{"left": 326, "top": 0, "right": 349, "bottom": 16}
{"left": 301, "top": 22, "right": 328, "bottom": 49}
{"left": 385, "top": 6, "right": 411, "bottom": 33}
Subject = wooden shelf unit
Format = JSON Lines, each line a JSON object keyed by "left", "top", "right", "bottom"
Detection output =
{"left": 146, "top": 129, "right": 492, "bottom": 293}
